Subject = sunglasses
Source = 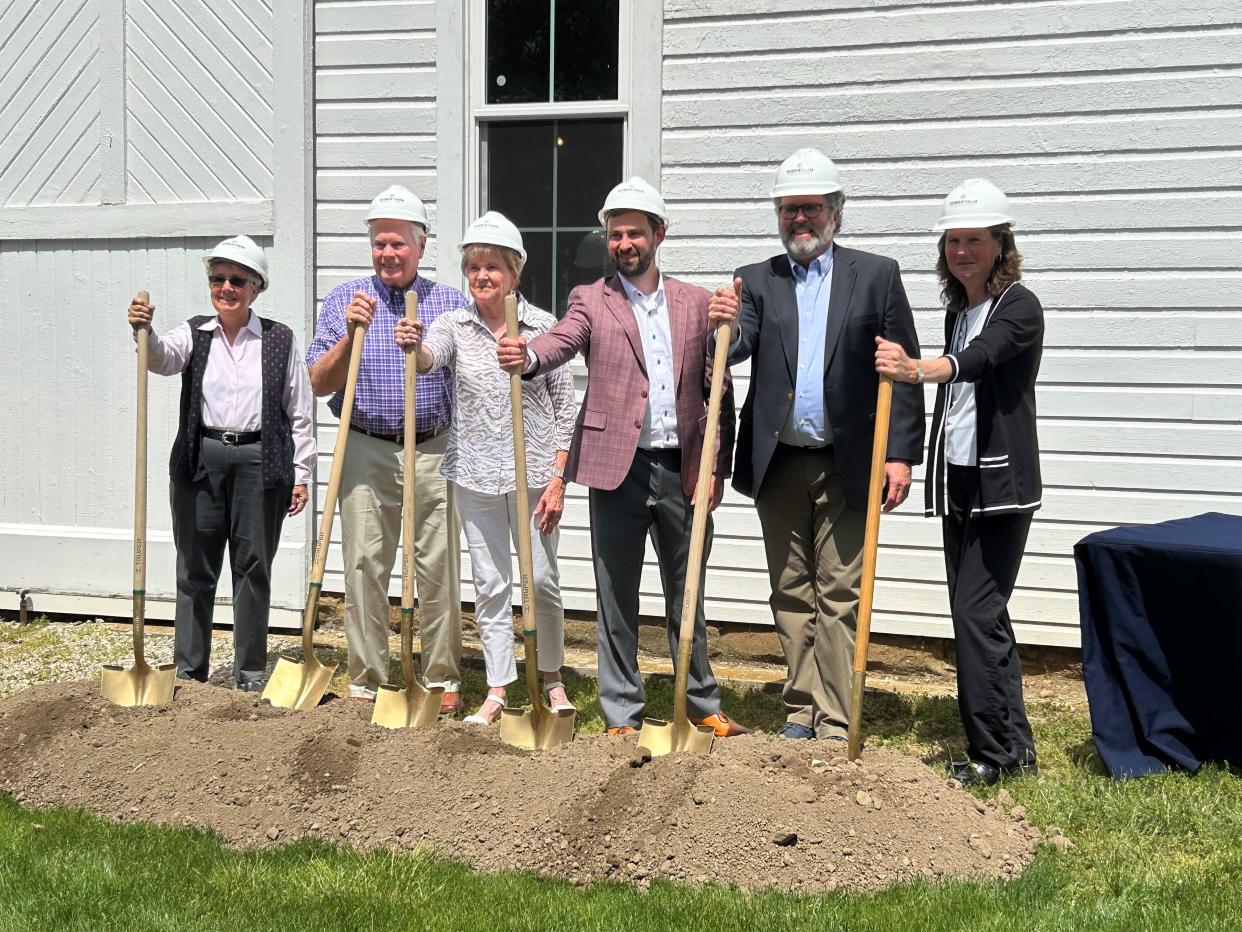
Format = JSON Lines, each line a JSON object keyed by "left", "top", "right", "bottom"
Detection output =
{"left": 778, "top": 203, "right": 828, "bottom": 220}
{"left": 208, "top": 274, "right": 255, "bottom": 289}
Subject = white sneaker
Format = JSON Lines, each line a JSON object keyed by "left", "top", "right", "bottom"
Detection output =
{"left": 348, "top": 684, "right": 378, "bottom": 702}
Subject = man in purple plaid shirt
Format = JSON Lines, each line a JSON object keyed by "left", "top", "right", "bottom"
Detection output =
{"left": 307, "top": 185, "right": 468, "bottom": 710}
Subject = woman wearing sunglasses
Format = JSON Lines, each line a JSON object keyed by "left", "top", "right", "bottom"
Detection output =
{"left": 124, "top": 235, "right": 316, "bottom": 693}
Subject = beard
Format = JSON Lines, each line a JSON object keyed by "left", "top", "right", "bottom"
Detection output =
{"left": 612, "top": 244, "right": 655, "bottom": 278}
{"left": 782, "top": 223, "right": 832, "bottom": 262}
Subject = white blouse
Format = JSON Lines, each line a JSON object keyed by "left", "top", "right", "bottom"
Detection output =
{"left": 944, "top": 297, "right": 991, "bottom": 467}
{"left": 421, "top": 298, "right": 577, "bottom": 495}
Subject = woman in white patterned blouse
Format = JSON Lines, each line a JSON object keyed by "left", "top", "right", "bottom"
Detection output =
{"left": 395, "top": 212, "right": 577, "bottom": 725}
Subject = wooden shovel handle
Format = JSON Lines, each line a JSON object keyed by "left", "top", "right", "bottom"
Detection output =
{"left": 671, "top": 321, "right": 732, "bottom": 724}
{"left": 504, "top": 294, "right": 543, "bottom": 714}
{"left": 132, "top": 291, "right": 150, "bottom": 665}
{"left": 300, "top": 318, "right": 369, "bottom": 659}
{"left": 847, "top": 375, "right": 893, "bottom": 759}
{"left": 400, "top": 291, "right": 419, "bottom": 687}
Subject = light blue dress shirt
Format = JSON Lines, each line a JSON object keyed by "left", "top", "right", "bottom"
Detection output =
{"left": 780, "top": 245, "right": 834, "bottom": 446}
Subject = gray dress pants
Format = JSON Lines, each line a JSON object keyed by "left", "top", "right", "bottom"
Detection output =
{"left": 170, "top": 437, "right": 289, "bottom": 687}
{"left": 589, "top": 448, "right": 722, "bottom": 728}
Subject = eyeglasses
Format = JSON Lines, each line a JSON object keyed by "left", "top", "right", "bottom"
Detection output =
{"left": 778, "top": 203, "right": 828, "bottom": 220}
{"left": 208, "top": 274, "right": 255, "bottom": 289}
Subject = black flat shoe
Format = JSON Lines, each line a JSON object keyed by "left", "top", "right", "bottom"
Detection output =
{"left": 950, "top": 753, "right": 1039, "bottom": 788}
{"left": 950, "top": 759, "right": 1001, "bottom": 788}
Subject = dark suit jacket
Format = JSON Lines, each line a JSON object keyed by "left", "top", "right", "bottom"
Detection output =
{"left": 528, "top": 273, "right": 734, "bottom": 497}
{"left": 925, "top": 282, "right": 1043, "bottom": 517}
{"left": 729, "top": 245, "right": 925, "bottom": 510}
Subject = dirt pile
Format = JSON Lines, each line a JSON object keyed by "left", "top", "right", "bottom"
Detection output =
{"left": 0, "top": 680, "right": 1041, "bottom": 893}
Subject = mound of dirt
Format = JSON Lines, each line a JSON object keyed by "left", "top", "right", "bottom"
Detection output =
{"left": 0, "top": 680, "right": 1041, "bottom": 893}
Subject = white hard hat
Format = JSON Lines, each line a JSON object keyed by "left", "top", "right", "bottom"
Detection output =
{"left": 460, "top": 211, "right": 526, "bottom": 262}
{"left": 934, "top": 178, "right": 1013, "bottom": 231}
{"left": 203, "top": 235, "right": 268, "bottom": 291}
{"left": 770, "top": 148, "right": 842, "bottom": 198}
{"left": 598, "top": 176, "right": 668, "bottom": 228}
{"left": 365, "top": 184, "right": 430, "bottom": 232}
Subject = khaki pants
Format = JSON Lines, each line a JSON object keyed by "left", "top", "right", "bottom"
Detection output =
{"left": 755, "top": 444, "right": 864, "bottom": 738}
{"left": 338, "top": 428, "right": 462, "bottom": 692}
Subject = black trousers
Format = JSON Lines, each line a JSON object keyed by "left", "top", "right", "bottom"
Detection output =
{"left": 944, "top": 464, "right": 1035, "bottom": 769}
{"left": 170, "top": 437, "right": 290, "bottom": 686}
{"left": 587, "top": 448, "right": 721, "bottom": 728}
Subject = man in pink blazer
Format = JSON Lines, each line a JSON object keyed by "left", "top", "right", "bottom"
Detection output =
{"left": 498, "top": 177, "right": 749, "bottom": 737}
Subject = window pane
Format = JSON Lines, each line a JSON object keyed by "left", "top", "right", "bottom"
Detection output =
{"left": 484, "top": 118, "right": 623, "bottom": 318}
{"left": 557, "top": 229, "right": 615, "bottom": 318}
{"left": 486, "top": 0, "right": 550, "bottom": 104}
{"left": 487, "top": 122, "right": 553, "bottom": 228}
{"left": 554, "top": 0, "right": 619, "bottom": 102}
{"left": 555, "top": 119, "right": 623, "bottom": 227}
{"left": 517, "top": 231, "right": 554, "bottom": 312}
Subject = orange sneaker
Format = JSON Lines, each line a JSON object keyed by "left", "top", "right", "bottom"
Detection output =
{"left": 691, "top": 712, "right": 752, "bottom": 738}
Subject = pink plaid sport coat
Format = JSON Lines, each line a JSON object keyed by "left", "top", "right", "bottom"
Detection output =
{"left": 527, "top": 274, "right": 734, "bottom": 497}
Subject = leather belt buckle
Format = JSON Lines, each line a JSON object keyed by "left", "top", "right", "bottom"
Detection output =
{"left": 220, "top": 430, "right": 241, "bottom": 445}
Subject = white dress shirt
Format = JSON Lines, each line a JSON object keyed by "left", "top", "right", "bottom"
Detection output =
{"left": 944, "top": 297, "right": 991, "bottom": 467}
{"left": 617, "top": 274, "right": 680, "bottom": 449}
{"left": 140, "top": 313, "right": 317, "bottom": 485}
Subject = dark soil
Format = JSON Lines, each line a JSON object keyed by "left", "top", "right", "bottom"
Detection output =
{"left": 0, "top": 680, "right": 1041, "bottom": 893}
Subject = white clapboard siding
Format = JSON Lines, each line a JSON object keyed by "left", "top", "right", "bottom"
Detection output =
{"left": 310, "top": 0, "right": 451, "bottom": 612}
{"left": 657, "top": 0, "right": 1242, "bottom": 645}
{"left": 300, "top": 0, "right": 1242, "bottom": 648}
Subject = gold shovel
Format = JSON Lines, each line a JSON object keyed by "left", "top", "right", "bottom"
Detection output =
{"left": 637, "top": 321, "right": 732, "bottom": 757}
{"left": 846, "top": 375, "right": 893, "bottom": 760}
{"left": 263, "top": 319, "right": 369, "bottom": 710}
{"left": 102, "top": 290, "right": 177, "bottom": 706}
{"left": 373, "top": 291, "right": 444, "bottom": 728}
{"left": 499, "top": 293, "right": 576, "bottom": 750}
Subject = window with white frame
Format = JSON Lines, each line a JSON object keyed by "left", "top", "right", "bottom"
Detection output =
{"left": 470, "top": 0, "right": 658, "bottom": 317}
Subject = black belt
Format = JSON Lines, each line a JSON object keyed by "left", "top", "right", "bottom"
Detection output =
{"left": 202, "top": 428, "right": 262, "bottom": 445}
{"left": 350, "top": 423, "right": 447, "bottom": 446}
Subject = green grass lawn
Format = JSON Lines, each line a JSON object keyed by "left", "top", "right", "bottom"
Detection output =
{"left": 2, "top": 626, "right": 1241, "bottom": 930}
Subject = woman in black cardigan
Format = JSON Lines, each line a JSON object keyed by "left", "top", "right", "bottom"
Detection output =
{"left": 875, "top": 179, "right": 1042, "bottom": 787}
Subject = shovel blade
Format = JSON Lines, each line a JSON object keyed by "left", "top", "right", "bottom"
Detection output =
{"left": 499, "top": 706, "right": 576, "bottom": 750}
{"left": 262, "top": 656, "right": 337, "bottom": 710}
{"left": 637, "top": 716, "right": 715, "bottom": 758}
{"left": 100, "top": 661, "right": 177, "bottom": 707}
{"left": 371, "top": 683, "right": 444, "bottom": 729}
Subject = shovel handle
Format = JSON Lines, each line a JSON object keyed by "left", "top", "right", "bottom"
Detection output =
{"left": 132, "top": 290, "right": 150, "bottom": 666}
{"left": 671, "top": 321, "right": 732, "bottom": 724}
{"left": 846, "top": 375, "right": 893, "bottom": 760}
{"left": 301, "top": 319, "right": 369, "bottom": 660}
{"left": 399, "top": 291, "right": 419, "bottom": 688}
{"left": 504, "top": 294, "right": 543, "bottom": 716}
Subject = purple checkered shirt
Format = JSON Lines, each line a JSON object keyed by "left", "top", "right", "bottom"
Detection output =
{"left": 306, "top": 274, "right": 466, "bottom": 433}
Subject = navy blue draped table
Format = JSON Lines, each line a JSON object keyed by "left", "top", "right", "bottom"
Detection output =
{"left": 1075, "top": 512, "right": 1242, "bottom": 778}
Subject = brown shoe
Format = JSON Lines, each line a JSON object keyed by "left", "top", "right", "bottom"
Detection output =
{"left": 606, "top": 725, "right": 638, "bottom": 736}
{"left": 439, "top": 691, "right": 464, "bottom": 716}
{"left": 692, "top": 712, "right": 752, "bottom": 738}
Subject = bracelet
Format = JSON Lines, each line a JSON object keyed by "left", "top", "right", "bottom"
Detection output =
{"left": 914, "top": 361, "right": 925, "bottom": 384}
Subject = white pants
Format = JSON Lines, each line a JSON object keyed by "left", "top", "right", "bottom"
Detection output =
{"left": 455, "top": 483, "right": 565, "bottom": 687}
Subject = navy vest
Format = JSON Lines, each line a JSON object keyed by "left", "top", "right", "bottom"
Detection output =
{"left": 169, "top": 315, "right": 296, "bottom": 490}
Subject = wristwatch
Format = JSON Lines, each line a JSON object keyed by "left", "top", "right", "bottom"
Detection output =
{"left": 551, "top": 465, "right": 566, "bottom": 480}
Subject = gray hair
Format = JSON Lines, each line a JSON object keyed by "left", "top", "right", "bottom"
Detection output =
{"left": 367, "top": 218, "right": 427, "bottom": 245}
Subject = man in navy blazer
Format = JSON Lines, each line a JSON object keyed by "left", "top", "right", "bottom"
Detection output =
{"left": 709, "top": 148, "right": 924, "bottom": 742}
